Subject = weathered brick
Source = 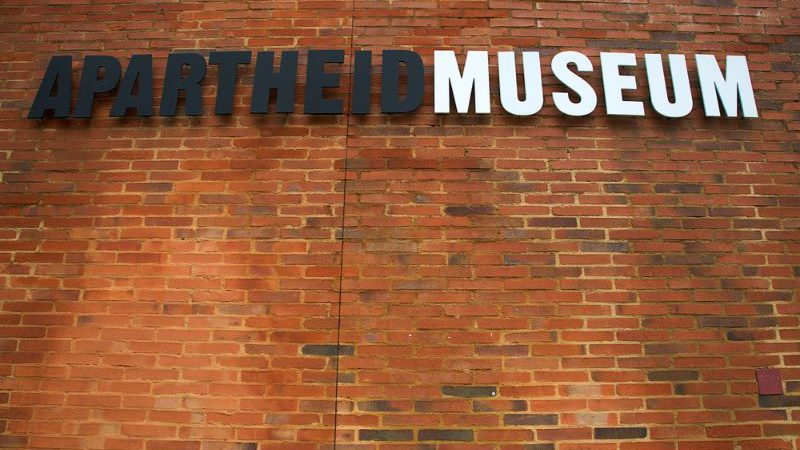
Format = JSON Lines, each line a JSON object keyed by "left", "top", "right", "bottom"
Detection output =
{"left": 504, "top": 414, "right": 559, "bottom": 426}
{"left": 473, "top": 399, "right": 527, "bottom": 412}
{"left": 3, "top": 2, "right": 798, "bottom": 449}
{"left": 693, "top": 0, "right": 734, "bottom": 6}
{"left": 441, "top": 385, "right": 497, "bottom": 398}
{"left": 650, "top": 31, "right": 695, "bottom": 42}
{"left": 358, "top": 429, "right": 413, "bottom": 441}
{"left": 594, "top": 427, "right": 648, "bottom": 439}
{"left": 357, "top": 400, "right": 407, "bottom": 412}
{"left": 528, "top": 217, "right": 578, "bottom": 228}
{"left": 648, "top": 370, "right": 699, "bottom": 382}
{"left": 418, "top": 429, "right": 475, "bottom": 441}
{"left": 604, "top": 183, "right": 646, "bottom": 193}
{"left": 444, "top": 205, "right": 495, "bottom": 216}
{"left": 588, "top": 39, "right": 677, "bottom": 50}
{"left": 301, "top": 344, "right": 355, "bottom": 356}
{"left": 522, "top": 445, "right": 555, "bottom": 450}
{"left": 698, "top": 317, "right": 748, "bottom": 328}
{"left": 0, "top": 436, "right": 28, "bottom": 448}
{"left": 727, "top": 330, "right": 758, "bottom": 341}
{"left": 758, "top": 396, "right": 800, "bottom": 408}
{"left": 580, "top": 242, "right": 630, "bottom": 253}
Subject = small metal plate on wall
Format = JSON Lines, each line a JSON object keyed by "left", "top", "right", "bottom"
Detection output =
{"left": 755, "top": 368, "right": 783, "bottom": 395}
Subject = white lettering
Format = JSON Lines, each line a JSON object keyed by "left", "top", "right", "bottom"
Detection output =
{"left": 645, "top": 54, "right": 693, "bottom": 118}
{"left": 551, "top": 51, "right": 597, "bottom": 117}
{"left": 498, "top": 51, "right": 543, "bottom": 116}
{"left": 600, "top": 52, "right": 644, "bottom": 116}
{"left": 434, "top": 50, "right": 491, "bottom": 114}
{"left": 696, "top": 54, "right": 758, "bottom": 118}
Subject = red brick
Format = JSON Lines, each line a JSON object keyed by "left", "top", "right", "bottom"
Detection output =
{"left": 2, "top": 1, "right": 798, "bottom": 449}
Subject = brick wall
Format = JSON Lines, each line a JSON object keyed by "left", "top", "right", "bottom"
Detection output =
{"left": 1, "top": 1, "right": 800, "bottom": 449}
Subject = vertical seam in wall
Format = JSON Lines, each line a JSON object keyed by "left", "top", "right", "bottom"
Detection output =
{"left": 333, "top": 0, "right": 358, "bottom": 448}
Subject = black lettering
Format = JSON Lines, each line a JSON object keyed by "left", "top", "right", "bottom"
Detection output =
{"left": 74, "top": 55, "right": 122, "bottom": 118}
{"left": 28, "top": 56, "right": 72, "bottom": 119}
{"left": 159, "top": 53, "right": 206, "bottom": 116}
{"left": 351, "top": 50, "right": 372, "bottom": 115}
{"left": 111, "top": 55, "right": 154, "bottom": 117}
{"left": 381, "top": 50, "right": 424, "bottom": 114}
{"left": 209, "top": 51, "right": 251, "bottom": 115}
{"left": 304, "top": 49, "right": 344, "bottom": 114}
{"left": 251, "top": 51, "right": 298, "bottom": 114}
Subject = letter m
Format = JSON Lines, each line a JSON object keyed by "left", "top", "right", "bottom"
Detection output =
{"left": 434, "top": 50, "right": 490, "bottom": 114}
{"left": 696, "top": 54, "right": 758, "bottom": 118}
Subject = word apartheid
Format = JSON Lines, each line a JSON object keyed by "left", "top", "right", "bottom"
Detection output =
{"left": 28, "top": 49, "right": 758, "bottom": 119}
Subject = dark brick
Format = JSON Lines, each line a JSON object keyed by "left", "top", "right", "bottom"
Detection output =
{"left": 770, "top": 36, "right": 800, "bottom": 53}
{"left": 358, "top": 429, "right": 413, "bottom": 441}
{"left": 395, "top": 280, "right": 446, "bottom": 290}
{"left": 11, "top": 161, "right": 33, "bottom": 172}
{"left": 442, "top": 386, "right": 497, "bottom": 398}
{"left": 645, "top": 343, "right": 693, "bottom": 355}
{"left": 758, "top": 395, "right": 800, "bottom": 408}
{"left": 0, "top": 436, "right": 28, "bottom": 447}
{"left": 604, "top": 183, "right": 645, "bottom": 193}
{"left": 607, "top": 12, "right": 648, "bottom": 23}
{"left": 414, "top": 401, "right": 438, "bottom": 412}
{"left": 665, "top": 254, "right": 716, "bottom": 265}
{"left": 751, "top": 317, "right": 780, "bottom": 327}
{"left": 727, "top": 330, "right": 756, "bottom": 341}
{"left": 528, "top": 217, "right": 577, "bottom": 228}
{"left": 648, "top": 218, "right": 682, "bottom": 228}
{"left": 77, "top": 315, "right": 93, "bottom": 325}
{"left": 237, "top": 444, "right": 257, "bottom": 450}
{"left": 501, "top": 182, "right": 542, "bottom": 192}
{"left": 476, "top": 345, "right": 529, "bottom": 356}
{"left": 654, "top": 183, "right": 703, "bottom": 194}
{"left": 419, "top": 429, "right": 474, "bottom": 442}
{"left": 755, "top": 290, "right": 792, "bottom": 304}
{"left": 448, "top": 253, "right": 468, "bottom": 265}
{"left": 787, "top": 381, "right": 800, "bottom": 393}
{"left": 226, "top": 229, "right": 277, "bottom": 239}
{"left": 149, "top": 441, "right": 200, "bottom": 450}
{"left": 127, "top": 182, "right": 173, "bottom": 192}
{"left": 301, "top": 344, "right": 355, "bottom": 357}
{"left": 504, "top": 414, "right": 558, "bottom": 426}
{"left": 357, "top": 400, "right": 404, "bottom": 412}
{"left": 650, "top": 31, "right": 695, "bottom": 42}
{"left": 698, "top": 316, "right": 747, "bottom": 328}
{"left": 338, "top": 372, "right": 355, "bottom": 383}
{"left": 747, "top": 410, "right": 787, "bottom": 421}
{"left": 742, "top": 266, "right": 758, "bottom": 276}
{"left": 560, "top": 229, "right": 607, "bottom": 239}
{"left": 228, "top": 206, "right": 278, "bottom": 216}
{"left": 588, "top": 39, "right": 676, "bottom": 50}
{"left": 503, "top": 254, "right": 556, "bottom": 266}
{"left": 580, "top": 242, "right": 629, "bottom": 253}
{"left": 648, "top": 370, "right": 699, "bottom": 382}
{"left": 337, "top": 228, "right": 364, "bottom": 239}
{"left": 693, "top": 0, "right": 735, "bottom": 6}
{"left": 523, "top": 445, "right": 555, "bottom": 450}
{"left": 668, "top": 207, "right": 707, "bottom": 217}
{"left": 594, "top": 427, "right": 648, "bottom": 439}
{"left": 444, "top": 205, "right": 495, "bottom": 216}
